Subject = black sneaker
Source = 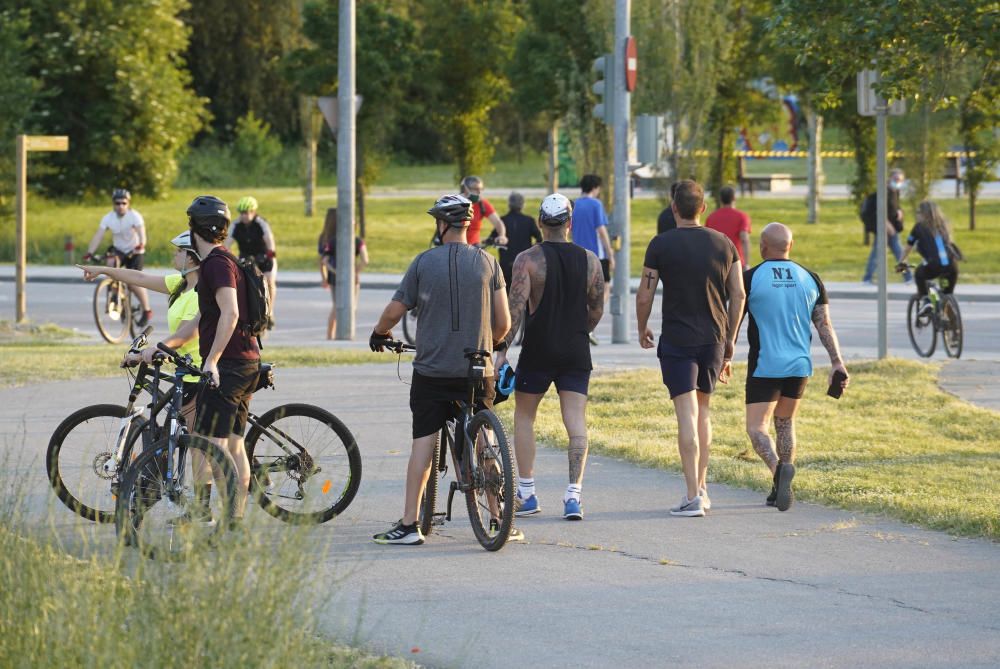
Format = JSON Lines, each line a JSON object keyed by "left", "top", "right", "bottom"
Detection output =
{"left": 775, "top": 462, "right": 796, "bottom": 512}
{"left": 373, "top": 520, "right": 424, "bottom": 545}
{"left": 137, "top": 310, "right": 152, "bottom": 327}
{"left": 766, "top": 467, "right": 779, "bottom": 506}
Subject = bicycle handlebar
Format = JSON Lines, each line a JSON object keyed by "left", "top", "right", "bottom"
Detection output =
{"left": 155, "top": 342, "right": 207, "bottom": 378}
{"left": 380, "top": 339, "right": 416, "bottom": 354}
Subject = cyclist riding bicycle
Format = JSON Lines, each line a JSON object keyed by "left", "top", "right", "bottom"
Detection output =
{"left": 896, "top": 200, "right": 961, "bottom": 313}
{"left": 225, "top": 195, "right": 277, "bottom": 323}
{"left": 83, "top": 188, "right": 153, "bottom": 327}
{"left": 78, "top": 231, "right": 204, "bottom": 430}
{"left": 460, "top": 176, "right": 508, "bottom": 247}
{"left": 369, "top": 193, "right": 516, "bottom": 546}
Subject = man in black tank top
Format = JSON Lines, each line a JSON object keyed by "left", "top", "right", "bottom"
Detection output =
{"left": 495, "top": 194, "right": 605, "bottom": 521}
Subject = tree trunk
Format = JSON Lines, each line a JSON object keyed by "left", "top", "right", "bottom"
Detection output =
{"left": 547, "top": 120, "right": 560, "bottom": 194}
{"left": 807, "top": 110, "right": 824, "bottom": 224}
{"left": 969, "top": 186, "right": 977, "bottom": 231}
{"left": 517, "top": 116, "right": 524, "bottom": 164}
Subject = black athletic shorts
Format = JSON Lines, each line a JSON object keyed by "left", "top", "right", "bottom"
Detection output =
{"left": 745, "top": 375, "right": 809, "bottom": 404}
{"left": 410, "top": 371, "right": 495, "bottom": 439}
{"left": 194, "top": 358, "right": 260, "bottom": 438}
{"left": 109, "top": 246, "right": 144, "bottom": 271}
{"left": 514, "top": 367, "right": 591, "bottom": 395}
{"left": 657, "top": 338, "right": 725, "bottom": 399}
{"left": 600, "top": 258, "right": 611, "bottom": 282}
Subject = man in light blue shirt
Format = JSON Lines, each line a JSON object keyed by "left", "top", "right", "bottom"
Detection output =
{"left": 741, "top": 222, "right": 848, "bottom": 512}
{"left": 572, "top": 174, "right": 614, "bottom": 344}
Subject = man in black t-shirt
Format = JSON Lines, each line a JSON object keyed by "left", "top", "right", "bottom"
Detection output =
{"left": 656, "top": 182, "right": 680, "bottom": 235}
{"left": 495, "top": 193, "right": 604, "bottom": 521}
{"left": 636, "top": 180, "right": 746, "bottom": 518}
{"left": 491, "top": 191, "right": 542, "bottom": 289}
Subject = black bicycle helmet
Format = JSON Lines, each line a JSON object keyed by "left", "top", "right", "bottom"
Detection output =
{"left": 539, "top": 193, "right": 572, "bottom": 226}
{"left": 186, "top": 195, "right": 231, "bottom": 240}
{"left": 112, "top": 188, "right": 131, "bottom": 201}
{"left": 427, "top": 194, "right": 473, "bottom": 227}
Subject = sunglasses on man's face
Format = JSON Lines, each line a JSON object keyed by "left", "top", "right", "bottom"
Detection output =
{"left": 114, "top": 201, "right": 128, "bottom": 206}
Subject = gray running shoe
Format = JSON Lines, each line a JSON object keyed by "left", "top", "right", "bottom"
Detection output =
{"left": 669, "top": 495, "right": 705, "bottom": 517}
{"left": 699, "top": 487, "right": 711, "bottom": 511}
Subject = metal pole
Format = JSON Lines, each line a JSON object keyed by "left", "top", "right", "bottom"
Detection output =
{"left": 876, "top": 107, "right": 888, "bottom": 359}
{"left": 15, "top": 135, "right": 27, "bottom": 323}
{"left": 611, "top": 0, "right": 631, "bottom": 344}
{"left": 335, "top": 0, "right": 356, "bottom": 340}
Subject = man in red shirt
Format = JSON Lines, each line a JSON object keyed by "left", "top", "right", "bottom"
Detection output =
{"left": 460, "top": 176, "right": 508, "bottom": 247}
{"left": 705, "top": 186, "right": 752, "bottom": 269}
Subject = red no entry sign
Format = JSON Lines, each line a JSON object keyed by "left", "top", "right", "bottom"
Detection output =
{"left": 625, "top": 36, "right": 637, "bottom": 92}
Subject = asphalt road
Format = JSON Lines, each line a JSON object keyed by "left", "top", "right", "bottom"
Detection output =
{"left": 4, "top": 280, "right": 999, "bottom": 364}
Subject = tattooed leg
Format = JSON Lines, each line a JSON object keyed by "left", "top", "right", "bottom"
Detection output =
{"left": 746, "top": 402, "right": 779, "bottom": 473}
{"left": 774, "top": 416, "right": 796, "bottom": 464}
{"left": 567, "top": 436, "right": 588, "bottom": 485}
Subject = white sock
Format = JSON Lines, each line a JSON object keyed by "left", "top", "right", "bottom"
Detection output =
{"left": 518, "top": 478, "right": 535, "bottom": 499}
{"left": 565, "top": 484, "right": 582, "bottom": 503}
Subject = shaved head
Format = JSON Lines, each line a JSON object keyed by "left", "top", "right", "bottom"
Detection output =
{"left": 760, "top": 222, "right": 793, "bottom": 259}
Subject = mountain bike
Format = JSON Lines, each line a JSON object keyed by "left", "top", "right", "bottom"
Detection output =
{"left": 115, "top": 343, "right": 238, "bottom": 559}
{"left": 382, "top": 339, "right": 516, "bottom": 551}
{"left": 900, "top": 264, "right": 963, "bottom": 358}
{"left": 48, "top": 332, "right": 362, "bottom": 528}
{"left": 92, "top": 248, "right": 144, "bottom": 343}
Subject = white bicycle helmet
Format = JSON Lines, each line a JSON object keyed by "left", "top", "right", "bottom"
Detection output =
{"left": 539, "top": 193, "right": 572, "bottom": 226}
{"left": 170, "top": 231, "right": 202, "bottom": 262}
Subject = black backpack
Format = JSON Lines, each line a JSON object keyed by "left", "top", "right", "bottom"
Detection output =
{"left": 860, "top": 193, "right": 878, "bottom": 233}
{"left": 232, "top": 253, "right": 271, "bottom": 347}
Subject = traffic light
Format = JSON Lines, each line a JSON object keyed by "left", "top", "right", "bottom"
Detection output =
{"left": 592, "top": 52, "right": 614, "bottom": 123}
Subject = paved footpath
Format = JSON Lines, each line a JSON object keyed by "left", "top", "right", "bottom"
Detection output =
{"left": 2, "top": 356, "right": 999, "bottom": 669}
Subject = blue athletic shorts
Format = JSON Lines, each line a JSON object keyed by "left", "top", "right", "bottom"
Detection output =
{"left": 657, "top": 338, "right": 725, "bottom": 399}
{"left": 514, "top": 367, "right": 591, "bottom": 396}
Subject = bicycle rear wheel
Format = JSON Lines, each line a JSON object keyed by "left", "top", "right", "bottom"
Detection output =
{"left": 116, "top": 435, "right": 237, "bottom": 560}
{"left": 46, "top": 404, "right": 145, "bottom": 523}
{"left": 418, "top": 430, "right": 442, "bottom": 536}
{"left": 402, "top": 308, "right": 418, "bottom": 345}
{"left": 93, "top": 278, "right": 131, "bottom": 343}
{"left": 906, "top": 294, "right": 936, "bottom": 357}
{"left": 464, "top": 410, "right": 516, "bottom": 551}
{"left": 246, "top": 403, "right": 361, "bottom": 524}
{"left": 940, "top": 295, "right": 963, "bottom": 358}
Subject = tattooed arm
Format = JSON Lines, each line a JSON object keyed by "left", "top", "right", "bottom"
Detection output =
{"left": 635, "top": 266, "right": 659, "bottom": 349}
{"left": 503, "top": 251, "right": 532, "bottom": 349}
{"left": 586, "top": 251, "right": 605, "bottom": 332}
{"left": 811, "top": 302, "right": 849, "bottom": 389}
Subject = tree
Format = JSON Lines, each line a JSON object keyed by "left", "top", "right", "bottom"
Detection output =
{"left": 184, "top": 0, "right": 302, "bottom": 141}
{"left": 415, "top": 0, "right": 522, "bottom": 178}
{"left": 21, "top": 0, "right": 207, "bottom": 198}
{"left": 957, "top": 58, "right": 1000, "bottom": 230}
{"left": 0, "top": 9, "right": 41, "bottom": 212}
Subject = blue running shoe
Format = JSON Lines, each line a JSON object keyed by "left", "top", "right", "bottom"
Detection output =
{"left": 563, "top": 498, "right": 583, "bottom": 520}
{"left": 515, "top": 494, "right": 540, "bottom": 517}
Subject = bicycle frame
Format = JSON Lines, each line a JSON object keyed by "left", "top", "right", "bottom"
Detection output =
{"left": 101, "top": 362, "right": 172, "bottom": 477}
{"left": 440, "top": 351, "right": 490, "bottom": 521}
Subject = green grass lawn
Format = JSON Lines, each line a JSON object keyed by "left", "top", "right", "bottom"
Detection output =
{"left": 3, "top": 187, "right": 998, "bottom": 282}
{"left": 495, "top": 359, "right": 1000, "bottom": 540}
{"left": 0, "top": 342, "right": 393, "bottom": 388}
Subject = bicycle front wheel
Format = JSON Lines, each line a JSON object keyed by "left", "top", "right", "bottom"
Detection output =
{"left": 116, "top": 435, "right": 237, "bottom": 560}
{"left": 402, "top": 309, "right": 418, "bottom": 345}
{"left": 246, "top": 403, "right": 361, "bottom": 524}
{"left": 464, "top": 410, "right": 516, "bottom": 551}
{"left": 906, "top": 294, "right": 936, "bottom": 357}
{"left": 46, "top": 404, "right": 145, "bottom": 523}
{"left": 93, "top": 278, "right": 131, "bottom": 343}
{"left": 941, "top": 295, "right": 963, "bottom": 358}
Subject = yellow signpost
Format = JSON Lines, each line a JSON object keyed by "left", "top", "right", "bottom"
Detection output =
{"left": 15, "top": 135, "right": 69, "bottom": 323}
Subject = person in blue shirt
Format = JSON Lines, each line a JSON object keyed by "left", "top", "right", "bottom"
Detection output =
{"left": 896, "top": 200, "right": 960, "bottom": 303}
{"left": 572, "top": 175, "right": 614, "bottom": 345}
{"left": 741, "top": 222, "right": 849, "bottom": 511}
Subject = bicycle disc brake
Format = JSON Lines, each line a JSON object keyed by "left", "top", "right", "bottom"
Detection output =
{"left": 93, "top": 452, "right": 115, "bottom": 480}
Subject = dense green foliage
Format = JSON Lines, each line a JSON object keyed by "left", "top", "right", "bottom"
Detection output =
{"left": 0, "top": 10, "right": 39, "bottom": 212}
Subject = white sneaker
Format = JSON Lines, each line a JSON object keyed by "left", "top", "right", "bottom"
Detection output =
{"left": 699, "top": 487, "right": 711, "bottom": 511}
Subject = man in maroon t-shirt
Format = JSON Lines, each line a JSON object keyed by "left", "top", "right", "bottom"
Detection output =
{"left": 705, "top": 186, "right": 752, "bottom": 269}
{"left": 460, "top": 176, "right": 508, "bottom": 246}
{"left": 161, "top": 195, "right": 261, "bottom": 522}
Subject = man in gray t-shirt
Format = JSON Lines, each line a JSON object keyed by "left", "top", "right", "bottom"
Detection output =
{"left": 368, "top": 194, "right": 512, "bottom": 546}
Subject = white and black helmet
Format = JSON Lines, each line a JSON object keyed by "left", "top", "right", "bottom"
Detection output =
{"left": 539, "top": 193, "right": 572, "bottom": 226}
{"left": 427, "top": 194, "right": 473, "bottom": 227}
{"left": 170, "top": 231, "right": 202, "bottom": 262}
